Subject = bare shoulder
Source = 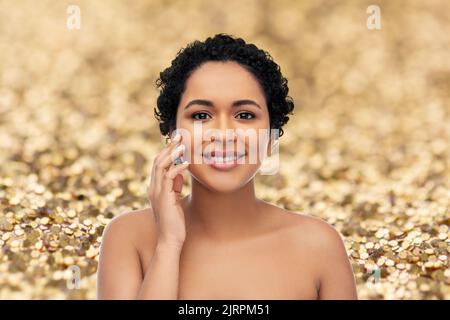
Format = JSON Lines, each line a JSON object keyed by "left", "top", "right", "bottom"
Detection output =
{"left": 279, "top": 208, "right": 357, "bottom": 299}
{"left": 262, "top": 201, "right": 346, "bottom": 253}
{"left": 97, "top": 207, "right": 157, "bottom": 299}
{"left": 101, "top": 207, "right": 157, "bottom": 250}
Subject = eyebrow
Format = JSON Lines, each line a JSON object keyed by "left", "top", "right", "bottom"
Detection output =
{"left": 184, "top": 99, "right": 261, "bottom": 110}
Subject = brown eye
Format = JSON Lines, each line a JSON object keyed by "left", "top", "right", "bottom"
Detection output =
{"left": 192, "top": 112, "right": 211, "bottom": 120}
{"left": 236, "top": 112, "right": 255, "bottom": 120}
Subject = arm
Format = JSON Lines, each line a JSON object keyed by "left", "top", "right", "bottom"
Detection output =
{"left": 136, "top": 242, "right": 183, "bottom": 299}
{"left": 315, "top": 221, "right": 358, "bottom": 299}
{"left": 96, "top": 214, "right": 183, "bottom": 300}
{"left": 97, "top": 132, "right": 189, "bottom": 299}
{"left": 96, "top": 216, "right": 143, "bottom": 299}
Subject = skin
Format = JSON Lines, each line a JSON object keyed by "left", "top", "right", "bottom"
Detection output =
{"left": 97, "top": 61, "right": 358, "bottom": 300}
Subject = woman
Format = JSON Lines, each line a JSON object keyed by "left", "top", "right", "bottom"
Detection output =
{"left": 97, "top": 34, "right": 357, "bottom": 299}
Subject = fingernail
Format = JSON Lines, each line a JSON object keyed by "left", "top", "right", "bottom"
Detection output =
{"left": 173, "top": 133, "right": 181, "bottom": 142}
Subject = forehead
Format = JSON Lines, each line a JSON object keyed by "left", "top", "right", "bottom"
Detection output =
{"left": 182, "top": 61, "right": 265, "bottom": 101}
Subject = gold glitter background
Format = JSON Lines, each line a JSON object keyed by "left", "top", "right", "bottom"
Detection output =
{"left": 0, "top": 0, "right": 449, "bottom": 299}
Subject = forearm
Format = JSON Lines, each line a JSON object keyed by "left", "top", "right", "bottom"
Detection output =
{"left": 136, "top": 242, "right": 183, "bottom": 299}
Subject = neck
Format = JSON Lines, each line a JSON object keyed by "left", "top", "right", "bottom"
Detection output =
{"left": 182, "top": 177, "right": 263, "bottom": 242}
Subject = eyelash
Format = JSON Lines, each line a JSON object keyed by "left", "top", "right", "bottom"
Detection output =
{"left": 191, "top": 112, "right": 255, "bottom": 121}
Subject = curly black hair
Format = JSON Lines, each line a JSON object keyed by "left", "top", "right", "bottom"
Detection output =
{"left": 154, "top": 33, "right": 295, "bottom": 138}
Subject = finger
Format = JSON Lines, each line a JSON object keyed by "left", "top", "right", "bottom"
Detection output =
{"left": 148, "top": 134, "right": 182, "bottom": 199}
{"left": 148, "top": 155, "right": 157, "bottom": 199}
{"left": 151, "top": 133, "right": 182, "bottom": 178}
{"left": 154, "top": 144, "right": 186, "bottom": 196}
{"left": 159, "top": 133, "right": 183, "bottom": 160}
{"left": 162, "top": 160, "right": 185, "bottom": 202}
{"left": 172, "top": 168, "right": 185, "bottom": 201}
{"left": 161, "top": 159, "right": 189, "bottom": 197}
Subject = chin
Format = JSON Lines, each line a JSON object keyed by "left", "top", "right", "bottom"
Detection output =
{"left": 189, "top": 164, "right": 260, "bottom": 193}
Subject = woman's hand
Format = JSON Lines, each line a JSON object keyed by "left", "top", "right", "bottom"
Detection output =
{"left": 148, "top": 133, "right": 189, "bottom": 250}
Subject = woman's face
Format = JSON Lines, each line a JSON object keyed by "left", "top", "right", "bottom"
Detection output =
{"left": 174, "top": 61, "right": 272, "bottom": 193}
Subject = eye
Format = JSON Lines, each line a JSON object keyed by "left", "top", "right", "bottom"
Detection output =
{"left": 192, "top": 112, "right": 211, "bottom": 120}
{"left": 236, "top": 112, "right": 255, "bottom": 120}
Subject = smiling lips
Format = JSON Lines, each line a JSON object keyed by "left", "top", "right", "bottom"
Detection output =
{"left": 202, "top": 151, "right": 246, "bottom": 170}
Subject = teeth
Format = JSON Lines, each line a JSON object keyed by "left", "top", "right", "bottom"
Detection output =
{"left": 204, "top": 154, "right": 243, "bottom": 163}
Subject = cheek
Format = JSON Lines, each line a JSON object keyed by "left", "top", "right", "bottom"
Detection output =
{"left": 175, "top": 114, "right": 190, "bottom": 131}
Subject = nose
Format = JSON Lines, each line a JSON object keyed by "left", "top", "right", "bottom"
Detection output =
{"left": 211, "top": 116, "right": 237, "bottom": 141}
{"left": 209, "top": 131, "right": 237, "bottom": 151}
